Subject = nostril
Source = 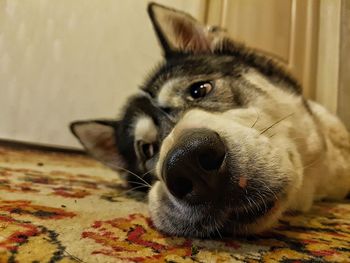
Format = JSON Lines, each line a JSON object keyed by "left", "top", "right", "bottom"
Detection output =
{"left": 168, "top": 176, "right": 193, "bottom": 199}
{"left": 198, "top": 152, "right": 225, "bottom": 171}
{"left": 164, "top": 129, "right": 227, "bottom": 202}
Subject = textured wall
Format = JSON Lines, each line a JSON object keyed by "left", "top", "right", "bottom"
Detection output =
{"left": 0, "top": 0, "right": 203, "bottom": 147}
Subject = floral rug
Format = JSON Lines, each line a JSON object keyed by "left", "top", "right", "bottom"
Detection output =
{"left": 0, "top": 143, "right": 349, "bottom": 263}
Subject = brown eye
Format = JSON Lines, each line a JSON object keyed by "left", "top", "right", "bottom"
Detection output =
{"left": 137, "top": 141, "right": 157, "bottom": 160}
{"left": 189, "top": 81, "right": 213, "bottom": 100}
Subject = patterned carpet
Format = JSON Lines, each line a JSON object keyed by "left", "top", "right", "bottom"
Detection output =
{"left": 0, "top": 143, "right": 349, "bottom": 263}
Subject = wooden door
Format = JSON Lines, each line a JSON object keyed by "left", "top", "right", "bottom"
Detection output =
{"left": 205, "top": 0, "right": 320, "bottom": 99}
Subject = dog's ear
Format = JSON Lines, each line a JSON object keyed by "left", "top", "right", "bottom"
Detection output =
{"left": 70, "top": 120, "right": 126, "bottom": 170}
{"left": 148, "top": 2, "right": 224, "bottom": 56}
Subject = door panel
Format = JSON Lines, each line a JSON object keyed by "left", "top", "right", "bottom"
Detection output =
{"left": 0, "top": 0, "right": 205, "bottom": 147}
{"left": 222, "top": 0, "right": 292, "bottom": 63}
{"left": 206, "top": 0, "right": 320, "bottom": 99}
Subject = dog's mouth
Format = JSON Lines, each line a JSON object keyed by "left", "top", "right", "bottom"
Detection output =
{"left": 229, "top": 197, "right": 278, "bottom": 224}
{"left": 148, "top": 180, "right": 282, "bottom": 238}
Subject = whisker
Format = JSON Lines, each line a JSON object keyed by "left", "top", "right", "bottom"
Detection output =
{"left": 112, "top": 166, "right": 152, "bottom": 188}
{"left": 260, "top": 113, "right": 294, "bottom": 135}
{"left": 141, "top": 168, "right": 156, "bottom": 177}
{"left": 251, "top": 108, "right": 260, "bottom": 128}
{"left": 246, "top": 196, "right": 260, "bottom": 217}
{"left": 126, "top": 180, "right": 151, "bottom": 188}
{"left": 248, "top": 195, "right": 263, "bottom": 214}
{"left": 147, "top": 94, "right": 175, "bottom": 122}
{"left": 241, "top": 202, "right": 250, "bottom": 216}
{"left": 252, "top": 179, "right": 279, "bottom": 201}
{"left": 284, "top": 154, "right": 323, "bottom": 172}
{"left": 255, "top": 193, "right": 268, "bottom": 212}
{"left": 247, "top": 201, "right": 257, "bottom": 217}
{"left": 156, "top": 105, "right": 176, "bottom": 123}
{"left": 213, "top": 219, "right": 223, "bottom": 239}
{"left": 261, "top": 186, "right": 278, "bottom": 201}
{"left": 120, "top": 185, "right": 149, "bottom": 196}
{"left": 302, "top": 156, "right": 323, "bottom": 170}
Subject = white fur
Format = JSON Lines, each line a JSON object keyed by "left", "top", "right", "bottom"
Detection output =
{"left": 157, "top": 78, "right": 183, "bottom": 108}
{"left": 133, "top": 115, "right": 158, "bottom": 143}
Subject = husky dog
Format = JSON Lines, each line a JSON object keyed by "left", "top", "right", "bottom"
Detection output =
{"left": 70, "top": 3, "right": 350, "bottom": 237}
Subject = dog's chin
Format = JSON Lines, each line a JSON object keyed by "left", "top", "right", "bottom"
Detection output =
{"left": 148, "top": 181, "right": 286, "bottom": 238}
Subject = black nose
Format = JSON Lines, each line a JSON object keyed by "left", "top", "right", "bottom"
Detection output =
{"left": 163, "top": 128, "right": 227, "bottom": 203}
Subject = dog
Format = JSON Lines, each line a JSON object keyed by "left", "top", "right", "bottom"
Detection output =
{"left": 70, "top": 3, "right": 350, "bottom": 237}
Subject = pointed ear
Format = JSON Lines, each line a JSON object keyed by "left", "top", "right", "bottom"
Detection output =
{"left": 70, "top": 120, "right": 126, "bottom": 170}
{"left": 148, "top": 2, "right": 225, "bottom": 56}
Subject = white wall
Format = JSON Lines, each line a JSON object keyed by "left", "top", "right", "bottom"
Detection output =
{"left": 0, "top": 0, "right": 204, "bottom": 147}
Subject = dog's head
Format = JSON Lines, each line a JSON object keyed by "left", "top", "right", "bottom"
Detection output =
{"left": 71, "top": 3, "right": 305, "bottom": 237}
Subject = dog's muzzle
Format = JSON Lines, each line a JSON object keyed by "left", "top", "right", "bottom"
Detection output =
{"left": 162, "top": 128, "right": 229, "bottom": 204}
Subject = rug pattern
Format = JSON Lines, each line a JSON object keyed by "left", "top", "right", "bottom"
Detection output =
{"left": 0, "top": 145, "right": 349, "bottom": 262}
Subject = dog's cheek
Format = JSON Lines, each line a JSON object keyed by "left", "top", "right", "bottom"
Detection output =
{"left": 276, "top": 140, "right": 305, "bottom": 208}
{"left": 148, "top": 182, "right": 167, "bottom": 228}
{"left": 255, "top": 137, "right": 309, "bottom": 214}
{"left": 231, "top": 134, "right": 302, "bottom": 206}
{"left": 283, "top": 144, "right": 318, "bottom": 212}
{"left": 148, "top": 181, "right": 179, "bottom": 235}
{"left": 246, "top": 203, "right": 285, "bottom": 234}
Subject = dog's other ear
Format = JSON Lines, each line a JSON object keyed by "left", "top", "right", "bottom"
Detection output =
{"left": 70, "top": 120, "right": 126, "bottom": 170}
{"left": 148, "top": 2, "right": 224, "bottom": 56}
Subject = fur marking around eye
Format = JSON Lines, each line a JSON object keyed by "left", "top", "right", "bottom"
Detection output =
{"left": 157, "top": 79, "right": 181, "bottom": 108}
{"left": 134, "top": 116, "right": 158, "bottom": 143}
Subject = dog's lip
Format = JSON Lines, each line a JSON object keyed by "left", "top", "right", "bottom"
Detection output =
{"left": 229, "top": 198, "right": 278, "bottom": 224}
{"left": 151, "top": 182, "right": 282, "bottom": 237}
{"left": 167, "top": 189, "right": 278, "bottom": 224}
{"left": 175, "top": 197, "right": 278, "bottom": 225}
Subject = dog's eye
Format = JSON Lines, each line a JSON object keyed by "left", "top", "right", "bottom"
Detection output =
{"left": 188, "top": 81, "right": 213, "bottom": 100}
{"left": 137, "top": 141, "right": 157, "bottom": 160}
